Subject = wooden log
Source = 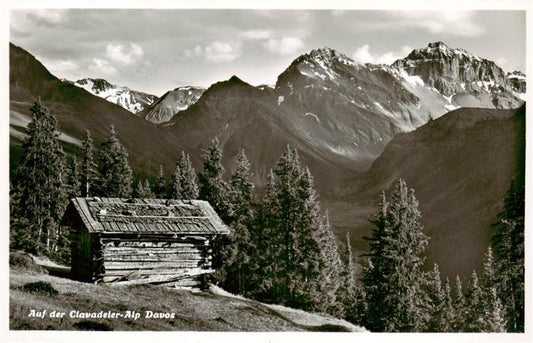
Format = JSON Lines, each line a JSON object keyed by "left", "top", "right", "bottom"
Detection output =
{"left": 103, "top": 254, "right": 212, "bottom": 262}
{"left": 106, "top": 269, "right": 212, "bottom": 286}
{"left": 101, "top": 238, "right": 208, "bottom": 245}
{"left": 102, "top": 241, "right": 203, "bottom": 248}
{"left": 101, "top": 268, "right": 214, "bottom": 277}
{"left": 103, "top": 247, "right": 209, "bottom": 255}
{"left": 103, "top": 261, "right": 203, "bottom": 269}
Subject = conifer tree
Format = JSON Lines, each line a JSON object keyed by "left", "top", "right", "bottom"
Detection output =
{"left": 80, "top": 130, "right": 97, "bottom": 197}
{"left": 136, "top": 179, "right": 154, "bottom": 198}
{"left": 482, "top": 287, "right": 507, "bottom": 332}
{"left": 440, "top": 278, "right": 455, "bottom": 332}
{"left": 425, "top": 263, "right": 445, "bottom": 332}
{"left": 492, "top": 179, "right": 524, "bottom": 332}
{"left": 258, "top": 146, "right": 323, "bottom": 311}
{"left": 222, "top": 150, "right": 256, "bottom": 295}
{"left": 453, "top": 275, "right": 466, "bottom": 331}
{"left": 362, "top": 179, "right": 430, "bottom": 332}
{"left": 156, "top": 165, "right": 167, "bottom": 198}
{"left": 198, "top": 139, "right": 231, "bottom": 221}
{"left": 464, "top": 270, "right": 484, "bottom": 332}
{"left": 312, "top": 213, "right": 344, "bottom": 316}
{"left": 10, "top": 100, "right": 68, "bottom": 253}
{"left": 339, "top": 233, "right": 358, "bottom": 321}
{"left": 480, "top": 246, "right": 507, "bottom": 332}
{"left": 65, "top": 156, "right": 81, "bottom": 200}
{"left": 96, "top": 125, "right": 133, "bottom": 197}
{"left": 482, "top": 247, "right": 498, "bottom": 295}
{"left": 172, "top": 151, "right": 199, "bottom": 199}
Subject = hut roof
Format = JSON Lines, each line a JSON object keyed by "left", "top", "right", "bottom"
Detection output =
{"left": 70, "top": 197, "right": 230, "bottom": 235}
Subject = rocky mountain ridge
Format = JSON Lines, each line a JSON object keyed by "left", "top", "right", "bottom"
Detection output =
{"left": 68, "top": 78, "right": 158, "bottom": 114}
{"left": 140, "top": 86, "right": 205, "bottom": 124}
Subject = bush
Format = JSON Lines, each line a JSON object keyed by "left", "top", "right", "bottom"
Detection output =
{"left": 9, "top": 251, "right": 46, "bottom": 274}
{"left": 20, "top": 281, "right": 58, "bottom": 296}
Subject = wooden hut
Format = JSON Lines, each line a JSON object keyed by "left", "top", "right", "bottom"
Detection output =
{"left": 63, "top": 197, "right": 230, "bottom": 288}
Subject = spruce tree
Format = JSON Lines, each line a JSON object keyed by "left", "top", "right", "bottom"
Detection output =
{"left": 80, "top": 130, "right": 97, "bottom": 197}
{"left": 362, "top": 179, "right": 430, "bottom": 332}
{"left": 482, "top": 287, "right": 507, "bottom": 332}
{"left": 440, "top": 278, "right": 455, "bottom": 332}
{"left": 482, "top": 247, "right": 498, "bottom": 296}
{"left": 481, "top": 246, "right": 507, "bottom": 332}
{"left": 258, "top": 146, "right": 323, "bottom": 311}
{"left": 222, "top": 150, "right": 256, "bottom": 295}
{"left": 464, "top": 270, "right": 484, "bottom": 332}
{"left": 96, "top": 125, "right": 133, "bottom": 197}
{"left": 198, "top": 139, "right": 231, "bottom": 221}
{"left": 65, "top": 156, "right": 81, "bottom": 200}
{"left": 10, "top": 100, "right": 68, "bottom": 253}
{"left": 425, "top": 263, "right": 445, "bottom": 332}
{"left": 492, "top": 179, "right": 524, "bottom": 332}
{"left": 339, "top": 233, "right": 358, "bottom": 321}
{"left": 156, "top": 165, "right": 167, "bottom": 198}
{"left": 313, "top": 213, "right": 344, "bottom": 316}
{"left": 452, "top": 275, "right": 466, "bottom": 331}
{"left": 136, "top": 179, "right": 154, "bottom": 198}
{"left": 172, "top": 151, "right": 199, "bottom": 199}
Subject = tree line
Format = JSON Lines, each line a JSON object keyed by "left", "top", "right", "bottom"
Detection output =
{"left": 10, "top": 100, "right": 524, "bottom": 332}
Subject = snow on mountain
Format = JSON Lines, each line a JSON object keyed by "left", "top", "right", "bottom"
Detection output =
{"left": 392, "top": 41, "right": 524, "bottom": 109}
{"left": 264, "top": 43, "right": 525, "bottom": 168}
{"left": 141, "top": 86, "right": 205, "bottom": 124}
{"left": 506, "top": 71, "right": 527, "bottom": 100}
{"left": 71, "top": 78, "right": 158, "bottom": 114}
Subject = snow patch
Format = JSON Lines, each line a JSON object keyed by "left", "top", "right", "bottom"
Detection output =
{"left": 444, "top": 104, "right": 461, "bottom": 111}
{"left": 373, "top": 102, "right": 386, "bottom": 112}
{"left": 399, "top": 70, "right": 425, "bottom": 87}
{"left": 304, "top": 112, "right": 320, "bottom": 123}
{"left": 443, "top": 94, "right": 454, "bottom": 103}
{"left": 277, "top": 96, "right": 284, "bottom": 105}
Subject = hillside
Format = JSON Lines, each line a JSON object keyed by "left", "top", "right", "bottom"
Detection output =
{"left": 330, "top": 106, "right": 525, "bottom": 279}
{"left": 9, "top": 260, "right": 364, "bottom": 332}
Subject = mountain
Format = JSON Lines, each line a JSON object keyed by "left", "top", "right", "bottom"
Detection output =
{"left": 9, "top": 42, "right": 526, "bottom": 279}
{"left": 67, "top": 78, "right": 158, "bottom": 114}
{"left": 392, "top": 41, "right": 525, "bottom": 108}
{"left": 140, "top": 86, "right": 205, "bottom": 124}
{"left": 330, "top": 106, "right": 525, "bottom": 279}
{"left": 506, "top": 71, "right": 526, "bottom": 96}
{"left": 9, "top": 43, "right": 178, "bottom": 176}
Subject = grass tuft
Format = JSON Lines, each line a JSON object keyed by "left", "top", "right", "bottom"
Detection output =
{"left": 20, "top": 281, "right": 58, "bottom": 297}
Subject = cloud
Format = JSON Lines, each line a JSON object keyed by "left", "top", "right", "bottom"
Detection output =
{"left": 369, "top": 11, "right": 485, "bottom": 37}
{"left": 90, "top": 58, "right": 118, "bottom": 75}
{"left": 183, "top": 41, "right": 242, "bottom": 63}
{"left": 262, "top": 37, "right": 304, "bottom": 55}
{"left": 106, "top": 43, "right": 144, "bottom": 65}
{"left": 240, "top": 30, "right": 272, "bottom": 40}
{"left": 41, "top": 59, "right": 79, "bottom": 72}
{"left": 26, "top": 10, "right": 65, "bottom": 27}
{"left": 352, "top": 45, "right": 413, "bottom": 65}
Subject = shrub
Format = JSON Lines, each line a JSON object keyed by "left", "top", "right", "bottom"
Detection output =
{"left": 20, "top": 281, "right": 58, "bottom": 296}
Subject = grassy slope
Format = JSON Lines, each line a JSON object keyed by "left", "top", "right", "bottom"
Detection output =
{"left": 9, "top": 268, "right": 364, "bottom": 332}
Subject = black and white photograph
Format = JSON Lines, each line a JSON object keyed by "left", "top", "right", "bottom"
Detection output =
{"left": 1, "top": 1, "right": 531, "bottom": 342}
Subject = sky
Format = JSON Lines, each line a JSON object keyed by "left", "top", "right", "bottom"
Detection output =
{"left": 10, "top": 9, "right": 526, "bottom": 97}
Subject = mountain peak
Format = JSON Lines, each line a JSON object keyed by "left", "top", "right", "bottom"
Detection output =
{"left": 427, "top": 41, "right": 450, "bottom": 50}
{"left": 228, "top": 75, "right": 245, "bottom": 84}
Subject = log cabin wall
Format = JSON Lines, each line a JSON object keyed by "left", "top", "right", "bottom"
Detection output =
{"left": 95, "top": 234, "right": 213, "bottom": 287}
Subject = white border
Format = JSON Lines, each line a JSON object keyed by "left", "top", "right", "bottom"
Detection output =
{"left": 1, "top": 1, "right": 532, "bottom": 343}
